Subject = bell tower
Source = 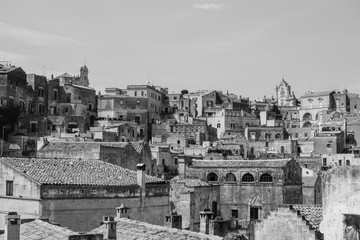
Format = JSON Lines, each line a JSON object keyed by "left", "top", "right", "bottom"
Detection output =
{"left": 79, "top": 65, "right": 89, "bottom": 87}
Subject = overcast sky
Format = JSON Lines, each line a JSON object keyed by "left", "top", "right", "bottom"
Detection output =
{"left": 1, "top": 0, "right": 359, "bottom": 99}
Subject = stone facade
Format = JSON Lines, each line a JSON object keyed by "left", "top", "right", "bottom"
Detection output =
{"left": 175, "top": 159, "right": 302, "bottom": 226}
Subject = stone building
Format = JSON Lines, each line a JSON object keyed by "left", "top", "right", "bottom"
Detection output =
{"left": 0, "top": 64, "right": 49, "bottom": 138}
{"left": 48, "top": 66, "right": 96, "bottom": 135}
{"left": 254, "top": 205, "right": 323, "bottom": 240}
{"left": 299, "top": 90, "right": 336, "bottom": 128}
{"left": 275, "top": 79, "right": 298, "bottom": 107}
{"left": 0, "top": 157, "right": 168, "bottom": 232}
{"left": 319, "top": 166, "right": 360, "bottom": 239}
{"left": 173, "top": 158, "right": 303, "bottom": 230}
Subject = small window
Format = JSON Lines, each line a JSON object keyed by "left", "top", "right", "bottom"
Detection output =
{"left": 232, "top": 209, "right": 239, "bottom": 219}
{"left": 53, "top": 89, "right": 58, "bottom": 100}
{"left": 175, "top": 158, "right": 178, "bottom": 165}
{"left": 250, "top": 207, "right": 259, "bottom": 220}
{"left": 207, "top": 172, "right": 218, "bottom": 181}
{"left": 6, "top": 181, "right": 13, "bottom": 196}
{"left": 162, "top": 159, "right": 165, "bottom": 165}
{"left": 242, "top": 173, "right": 254, "bottom": 182}
{"left": 217, "top": 123, "right": 221, "bottom": 128}
{"left": 338, "top": 160, "right": 342, "bottom": 166}
{"left": 134, "top": 91, "right": 137, "bottom": 96}
{"left": 346, "top": 160, "right": 350, "bottom": 166}
{"left": 259, "top": 173, "right": 273, "bottom": 183}
{"left": 177, "top": 140, "right": 180, "bottom": 144}
{"left": 323, "top": 158, "right": 327, "bottom": 166}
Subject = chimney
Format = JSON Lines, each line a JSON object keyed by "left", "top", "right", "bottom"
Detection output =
{"left": 68, "top": 234, "right": 104, "bottom": 240}
{"left": 115, "top": 204, "right": 129, "bottom": 219}
{"left": 199, "top": 208, "right": 214, "bottom": 234}
{"left": 164, "top": 211, "right": 182, "bottom": 229}
{"left": 178, "top": 159, "right": 186, "bottom": 179}
{"left": 100, "top": 216, "right": 117, "bottom": 240}
{"left": 5, "top": 212, "right": 20, "bottom": 240}
{"left": 137, "top": 163, "right": 146, "bottom": 208}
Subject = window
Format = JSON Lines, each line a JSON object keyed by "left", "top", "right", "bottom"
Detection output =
{"left": 225, "top": 173, "right": 236, "bottom": 182}
{"left": 217, "top": 123, "right": 221, "bottom": 128}
{"left": 259, "top": 173, "right": 273, "bottom": 183}
{"left": 250, "top": 207, "right": 259, "bottom": 220}
{"left": 338, "top": 160, "right": 342, "bottom": 166}
{"left": 141, "top": 91, "right": 144, "bottom": 96}
{"left": 38, "top": 87, "right": 44, "bottom": 97}
{"left": 294, "top": 133, "right": 299, "bottom": 138}
{"left": 88, "top": 104, "right": 92, "bottom": 111}
{"left": 232, "top": 209, "right": 239, "bottom": 219}
{"left": 207, "top": 172, "right": 218, "bottom": 181}
{"left": 173, "top": 96, "right": 177, "bottom": 100}
{"left": 134, "top": 116, "right": 140, "bottom": 123}
{"left": 177, "top": 140, "right": 180, "bottom": 144}
{"left": 140, "top": 128, "right": 144, "bottom": 136}
{"left": 346, "top": 160, "right": 350, "bottom": 166}
{"left": 175, "top": 158, "right": 178, "bottom": 165}
{"left": 66, "top": 93, "right": 71, "bottom": 103}
{"left": 162, "top": 159, "right": 165, "bottom": 165}
{"left": 230, "top": 123, "right": 235, "bottom": 128}
{"left": 6, "top": 181, "right": 13, "bottom": 196}
{"left": 304, "top": 164, "right": 308, "bottom": 168}
{"left": 134, "top": 91, "right": 137, "bottom": 96}
{"left": 64, "top": 107, "right": 68, "bottom": 113}
{"left": 242, "top": 173, "right": 254, "bottom": 182}
{"left": 323, "top": 158, "right": 327, "bottom": 166}
{"left": 53, "top": 89, "right": 58, "bottom": 100}
{"left": 38, "top": 104, "right": 45, "bottom": 114}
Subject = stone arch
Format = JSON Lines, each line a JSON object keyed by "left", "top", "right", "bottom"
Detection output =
{"left": 207, "top": 172, "right": 218, "bottom": 181}
{"left": 303, "top": 121, "right": 312, "bottom": 127}
{"left": 242, "top": 173, "right": 254, "bottom": 182}
{"left": 303, "top": 113, "right": 312, "bottom": 121}
{"left": 260, "top": 173, "right": 273, "bottom": 183}
{"left": 225, "top": 172, "right": 236, "bottom": 182}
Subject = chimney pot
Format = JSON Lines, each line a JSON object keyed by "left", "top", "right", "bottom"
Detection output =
{"left": 5, "top": 212, "right": 20, "bottom": 240}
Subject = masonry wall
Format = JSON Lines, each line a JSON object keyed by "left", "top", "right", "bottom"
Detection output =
{"left": 0, "top": 161, "right": 42, "bottom": 230}
{"left": 320, "top": 166, "right": 360, "bottom": 239}
{"left": 41, "top": 194, "right": 169, "bottom": 232}
{"left": 254, "top": 207, "right": 317, "bottom": 240}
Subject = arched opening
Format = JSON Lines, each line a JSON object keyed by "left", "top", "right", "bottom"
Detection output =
{"left": 303, "top": 113, "right": 312, "bottom": 121}
{"left": 275, "top": 133, "right": 282, "bottom": 140}
{"left": 260, "top": 173, "right": 273, "bottom": 183}
{"left": 242, "top": 173, "right": 254, "bottom": 182}
{"left": 225, "top": 173, "right": 236, "bottom": 182}
{"left": 207, "top": 172, "right": 218, "bottom": 181}
{"left": 303, "top": 122, "right": 312, "bottom": 127}
{"left": 217, "top": 123, "right": 221, "bottom": 128}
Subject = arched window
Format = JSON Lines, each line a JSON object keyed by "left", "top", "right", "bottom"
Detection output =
{"left": 275, "top": 133, "right": 281, "bottom": 139}
{"left": 260, "top": 173, "right": 273, "bottom": 183}
{"left": 303, "top": 113, "right": 312, "bottom": 121}
{"left": 217, "top": 123, "right": 221, "bottom": 128}
{"left": 207, "top": 172, "right": 218, "bottom": 181}
{"left": 226, "top": 173, "right": 236, "bottom": 182}
{"left": 242, "top": 173, "right": 254, "bottom": 182}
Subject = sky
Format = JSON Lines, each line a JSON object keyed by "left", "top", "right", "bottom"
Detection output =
{"left": 1, "top": 0, "right": 360, "bottom": 99}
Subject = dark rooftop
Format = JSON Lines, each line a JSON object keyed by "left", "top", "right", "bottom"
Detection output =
{"left": 191, "top": 159, "right": 292, "bottom": 168}
{"left": 291, "top": 205, "right": 323, "bottom": 231}
{"left": 1, "top": 157, "right": 164, "bottom": 186}
{"left": 90, "top": 217, "right": 221, "bottom": 240}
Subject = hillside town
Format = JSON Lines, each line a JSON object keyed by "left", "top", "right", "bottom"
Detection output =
{"left": 0, "top": 62, "right": 360, "bottom": 239}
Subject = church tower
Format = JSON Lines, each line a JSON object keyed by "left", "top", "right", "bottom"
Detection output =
{"left": 275, "top": 79, "right": 297, "bottom": 107}
{"left": 79, "top": 65, "right": 89, "bottom": 87}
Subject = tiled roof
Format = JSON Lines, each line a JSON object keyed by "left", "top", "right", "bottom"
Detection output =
{"left": 39, "top": 142, "right": 129, "bottom": 152}
{"left": 171, "top": 176, "right": 210, "bottom": 187}
{"left": 191, "top": 159, "right": 291, "bottom": 168}
{"left": 1, "top": 157, "right": 164, "bottom": 186}
{"left": 301, "top": 90, "right": 334, "bottom": 98}
{"left": 90, "top": 217, "right": 222, "bottom": 240}
{"left": 0, "top": 219, "right": 76, "bottom": 240}
{"left": 291, "top": 205, "right": 323, "bottom": 231}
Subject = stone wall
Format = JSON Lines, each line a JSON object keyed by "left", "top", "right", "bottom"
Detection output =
{"left": 320, "top": 166, "right": 360, "bottom": 239}
{"left": 254, "top": 206, "right": 317, "bottom": 240}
